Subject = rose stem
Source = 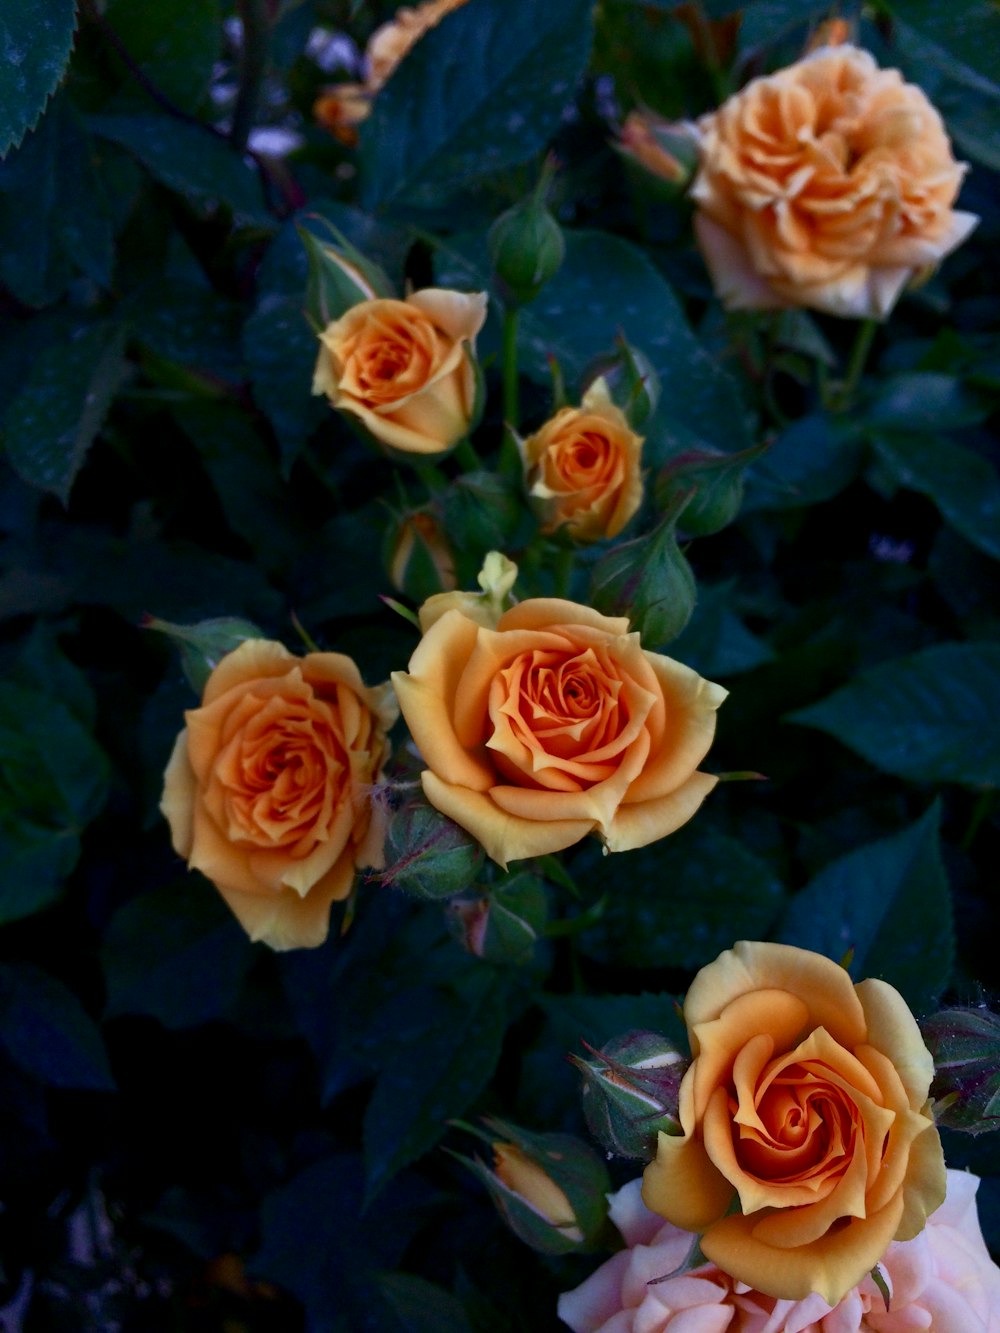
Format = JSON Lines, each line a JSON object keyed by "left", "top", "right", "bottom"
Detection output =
{"left": 554, "top": 545, "right": 574, "bottom": 599}
{"left": 453, "top": 438, "right": 481, "bottom": 473}
{"left": 230, "top": 0, "right": 271, "bottom": 153}
{"left": 500, "top": 305, "right": 521, "bottom": 478}
{"left": 835, "top": 317, "right": 879, "bottom": 412}
{"left": 414, "top": 461, "right": 448, "bottom": 494}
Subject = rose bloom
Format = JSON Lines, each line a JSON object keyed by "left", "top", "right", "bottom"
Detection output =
{"left": 391, "top": 596, "right": 726, "bottom": 867}
{"left": 312, "top": 289, "right": 487, "bottom": 456}
{"left": 161, "top": 640, "right": 397, "bottom": 951}
{"left": 520, "top": 379, "right": 644, "bottom": 542}
{"left": 559, "top": 1170, "right": 1000, "bottom": 1333}
{"left": 641, "top": 941, "right": 946, "bottom": 1306}
{"left": 313, "top": 0, "right": 469, "bottom": 141}
{"left": 691, "top": 45, "right": 978, "bottom": 319}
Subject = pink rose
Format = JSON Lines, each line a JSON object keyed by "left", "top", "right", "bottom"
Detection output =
{"left": 558, "top": 1170, "right": 1000, "bottom": 1333}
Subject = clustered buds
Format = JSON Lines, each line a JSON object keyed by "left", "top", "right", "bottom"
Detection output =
{"left": 572, "top": 1029, "right": 687, "bottom": 1160}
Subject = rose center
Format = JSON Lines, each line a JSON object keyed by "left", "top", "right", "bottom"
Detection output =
{"left": 735, "top": 1064, "right": 857, "bottom": 1185}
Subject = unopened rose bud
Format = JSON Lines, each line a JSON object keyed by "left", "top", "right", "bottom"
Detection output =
{"left": 572, "top": 1030, "right": 688, "bottom": 1160}
{"left": 921, "top": 1006, "right": 1000, "bottom": 1134}
{"left": 448, "top": 873, "right": 547, "bottom": 966}
{"left": 298, "top": 221, "right": 394, "bottom": 328}
{"left": 589, "top": 501, "right": 696, "bottom": 646}
{"left": 655, "top": 441, "right": 769, "bottom": 537}
{"left": 385, "top": 509, "right": 457, "bottom": 602}
{"left": 488, "top": 161, "right": 565, "bottom": 306}
{"left": 381, "top": 795, "right": 484, "bottom": 899}
{"left": 583, "top": 339, "right": 660, "bottom": 429}
{"left": 617, "top": 111, "right": 700, "bottom": 190}
{"left": 417, "top": 551, "right": 518, "bottom": 633}
{"left": 143, "top": 615, "right": 265, "bottom": 694}
{"left": 454, "top": 1118, "right": 611, "bottom": 1254}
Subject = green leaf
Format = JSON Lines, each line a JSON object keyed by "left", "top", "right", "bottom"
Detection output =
{"left": 0, "top": 97, "right": 116, "bottom": 305}
{"left": 0, "top": 963, "right": 114, "bottom": 1091}
{"left": 669, "top": 581, "right": 774, "bottom": 678}
{"left": 363, "top": 969, "right": 511, "bottom": 1202}
{"left": 11, "top": 623, "right": 96, "bottom": 728}
{"left": 888, "top": 12, "right": 1000, "bottom": 171}
{"left": 864, "top": 374, "right": 990, "bottom": 433}
{"left": 360, "top": 0, "right": 594, "bottom": 209}
{"left": 103, "top": 0, "right": 220, "bottom": 113}
{"left": 242, "top": 295, "right": 329, "bottom": 474}
{"left": 872, "top": 434, "right": 1000, "bottom": 562}
{"left": 101, "top": 879, "right": 253, "bottom": 1029}
{"left": 377, "top": 1273, "right": 473, "bottom": 1333}
{"left": 2, "top": 322, "right": 128, "bottom": 503}
{"left": 539, "top": 992, "right": 687, "bottom": 1054}
{"left": 0, "top": 682, "right": 111, "bottom": 925}
{"left": 789, "top": 642, "right": 1000, "bottom": 787}
{"left": 743, "top": 414, "right": 865, "bottom": 512}
{"left": 0, "top": 0, "right": 77, "bottom": 157}
{"left": 89, "top": 113, "right": 270, "bottom": 222}
{"left": 579, "top": 824, "right": 785, "bottom": 971}
{"left": 886, "top": 0, "right": 1000, "bottom": 92}
{"left": 253, "top": 1156, "right": 438, "bottom": 1333}
{"left": 777, "top": 804, "right": 953, "bottom": 1016}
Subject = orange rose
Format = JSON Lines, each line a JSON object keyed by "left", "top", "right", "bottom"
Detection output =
{"left": 160, "top": 640, "right": 397, "bottom": 951}
{"left": 641, "top": 941, "right": 946, "bottom": 1306}
{"left": 692, "top": 46, "right": 978, "bottom": 319}
{"left": 391, "top": 589, "right": 726, "bottom": 867}
{"left": 313, "top": 0, "right": 470, "bottom": 142}
{"left": 520, "top": 379, "right": 644, "bottom": 542}
{"left": 312, "top": 289, "right": 487, "bottom": 456}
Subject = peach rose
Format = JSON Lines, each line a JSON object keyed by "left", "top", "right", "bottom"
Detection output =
{"left": 691, "top": 45, "right": 979, "bottom": 319}
{"left": 312, "top": 289, "right": 487, "bottom": 456}
{"left": 390, "top": 593, "right": 726, "bottom": 867}
{"left": 313, "top": 0, "right": 470, "bottom": 141}
{"left": 160, "top": 640, "right": 397, "bottom": 951}
{"left": 641, "top": 941, "right": 946, "bottom": 1306}
{"left": 559, "top": 1170, "right": 1000, "bottom": 1333}
{"left": 520, "top": 379, "right": 644, "bottom": 542}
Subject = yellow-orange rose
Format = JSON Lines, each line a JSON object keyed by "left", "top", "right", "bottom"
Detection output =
{"left": 160, "top": 640, "right": 398, "bottom": 951}
{"left": 642, "top": 940, "right": 946, "bottom": 1306}
{"left": 520, "top": 379, "right": 644, "bottom": 542}
{"left": 312, "top": 289, "right": 487, "bottom": 456}
{"left": 313, "top": 0, "right": 470, "bottom": 142}
{"left": 692, "top": 46, "right": 978, "bottom": 319}
{"left": 391, "top": 597, "right": 726, "bottom": 867}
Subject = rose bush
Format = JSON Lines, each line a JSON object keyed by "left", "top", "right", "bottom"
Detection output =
{"left": 391, "top": 592, "right": 726, "bottom": 866}
{"left": 161, "top": 640, "right": 397, "bottom": 950}
{"left": 641, "top": 941, "right": 946, "bottom": 1305}
{"left": 312, "top": 289, "right": 487, "bottom": 456}
{"left": 691, "top": 45, "right": 978, "bottom": 319}
{"left": 559, "top": 1170, "right": 1000, "bottom": 1333}
{"left": 520, "top": 378, "right": 644, "bottom": 542}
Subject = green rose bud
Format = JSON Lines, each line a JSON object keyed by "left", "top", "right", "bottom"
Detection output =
{"left": 447, "top": 873, "right": 547, "bottom": 966}
{"left": 589, "top": 496, "right": 697, "bottom": 646}
{"left": 381, "top": 795, "right": 484, "bottom": 900}
{"left": 488, "top": 161, "right": 565, "bottom": 306}
{"left": 298, "top": 219, "right": 394, "bottom": 328}
{"left": 582, "top": 338, "right": 660, "bottom": 429}
{"left": 452, "top": 1117, "right": 611, "bottom": 1254}
{"left": 384, "top": 508, "right": 457, "bottom": 603}
{"left": 572, "top": 1030, "right": 688, "bottom": 1160}
{"left": 921, "top": 1006, "right": 1000, "bottom": 1133}
{"left": 656, "top": 440, "right": 770, "bottom": 537}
